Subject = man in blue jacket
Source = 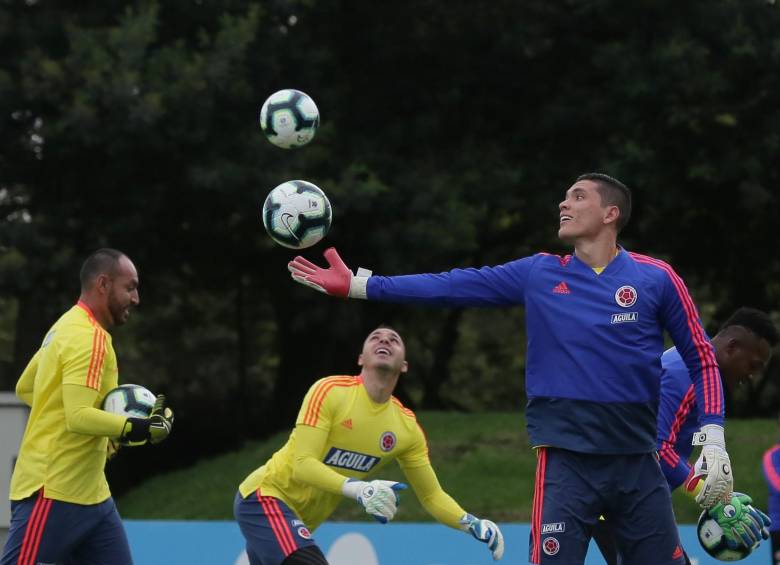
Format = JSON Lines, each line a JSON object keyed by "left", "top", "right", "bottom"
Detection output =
{"left": 288, "top": 173, "right": 732, "bottom": 564}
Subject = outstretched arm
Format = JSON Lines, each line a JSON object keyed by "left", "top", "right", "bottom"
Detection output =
{"left": 402, "top": 463, "right": 466, "bottom": 528}
{"left": 403, "top": 463, "right": 504, "bottom": 561}
{"left": 288, "top": 247, "right": 532, "bottom": 306}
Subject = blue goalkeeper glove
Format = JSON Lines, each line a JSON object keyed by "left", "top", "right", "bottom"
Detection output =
{"left": 119, "top": 394, "right": 175, "bottom": 445}
{"left": 341, "top": 479, "right": 407, "bottom": 523}
{"left": 460, "top": 513, "right": 505, "bottom": 561}
{"left": 708, "top": 492, "right": 769, "bottom": 550}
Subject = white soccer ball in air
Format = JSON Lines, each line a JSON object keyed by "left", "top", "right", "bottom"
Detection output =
{"left": 259, "top": 89, "right": 319, "bottom": 149}
{"left": 262, "top": 180, "right": 332, "bottom": 249}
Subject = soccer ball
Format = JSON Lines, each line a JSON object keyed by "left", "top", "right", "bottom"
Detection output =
{"left": 262, "top": 180, "right": 332, "bottom": 249}
{"left": 259, "top": 89, "right": 319, "bottom": 149}
{"left": 102, "top": 384, "right": 155, "bottom": 419}
{"left": 696, "top": 508, "right": 755, "bottom": 561}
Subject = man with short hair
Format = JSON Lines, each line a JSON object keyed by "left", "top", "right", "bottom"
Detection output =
{"left": 234, "top": 326, "right": 504, "bottom": 565}
{"left": 287, "top": 173, "right": 734, "bottom": 564}
{"left": 1, "top": 248, "right": 174, "bottom": 565}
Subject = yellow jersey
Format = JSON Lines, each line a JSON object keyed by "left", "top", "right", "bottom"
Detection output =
{"left": 10, "top": 302, "right": 121, "bottom": 504}
{"left": 240, "top": 375, "right": 465, "bottom": 531}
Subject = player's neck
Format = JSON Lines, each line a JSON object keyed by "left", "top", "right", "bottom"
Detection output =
{"left": 573, "top": 233, "right": 618, "bottom": 269}
{"left": 360, "top": 369, "right": 399, "bottom": 404}
{"left": 78, "top": 295, "right": 112, "bottom": 329}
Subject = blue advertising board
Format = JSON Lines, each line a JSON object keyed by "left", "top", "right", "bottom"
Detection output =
{"left": 124, "top": 521, "right": 769, "bottom": 564}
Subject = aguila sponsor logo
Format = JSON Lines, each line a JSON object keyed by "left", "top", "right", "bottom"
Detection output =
{"left": 610, "top": 312, "right": 638, "bottom": 324}
{"left": 542, "top": 522, "right": 565, "bottom": 534}
{"left": 323, "top": 447, "right": 380, "bottom": 472}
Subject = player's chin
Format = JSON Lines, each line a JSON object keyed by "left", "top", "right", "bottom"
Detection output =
{"left": 373, "top": 359, "right": 397, "bottom": 371}
{"left": 115, "top": 309, "right": 132, "bottom": 325}
{"left": 557, "top": 225, "right": 575, "bottom": 243}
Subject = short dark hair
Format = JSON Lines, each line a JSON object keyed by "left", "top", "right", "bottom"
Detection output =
{"left": 371, "top": 323, "right": 401, "bottom": 336}
{"left": 576, "top": 172, "right": 632, "bottom": 232}
{"left": 80, "top": 248, "right": 126, "bottom": 290}
{"left": 721, "top": 307, "right": 779, "bottom": 347}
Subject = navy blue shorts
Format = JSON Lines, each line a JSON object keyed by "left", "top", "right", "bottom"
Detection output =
{"left": 234, "top": 490, "right": 318, "bottom": 565}
{"left": 529, "top": 448, "right": 685, "bottom": 565}
{"left": 0, "top": 490, "right": 132, "bottom": 565}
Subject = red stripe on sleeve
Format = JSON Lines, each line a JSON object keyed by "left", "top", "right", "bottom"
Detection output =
{"left": 659, "top": 385, "right": 696, "bottom": 468}
{"left": 85, "top": 329, "right": 107, "bottom": 390}
{"left": 763, "top": 447, "right": 780, "bottom": 492}
{"left": 92, "top": 332, "right": 107, "bottom": 390}
{"left": 85, "top": 329, "right": 100, "bottom": 389}
{"left": 303, "top": 377, "right": 356, "bottom": 426}
{"left": 629, "top": 254, "right": 721, "bottom": 415}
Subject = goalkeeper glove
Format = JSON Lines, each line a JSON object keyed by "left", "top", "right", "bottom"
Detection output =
{"left": 688, "top": 424, "right": 733, "bottom": 508}
{"left": 707, "top": 492, "right": 769, "bottom": 549}
{"left": 342, "top": 479, "right": 407, "bottom": 523}
{"left": 460, "top": 513, "right": 505, "bottom": 561}
{"left": 119, "top": 394, "right": 174, "bottom": 445}
{"left": 732, "top": 493, "right": 772, "bottom": 543}
{"left": 288, "top": 248, "right": 371, "bottom": 299}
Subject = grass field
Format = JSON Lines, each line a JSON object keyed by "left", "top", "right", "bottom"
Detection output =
{"left": 116, "top": 412, "right": 777, "bottom": 524}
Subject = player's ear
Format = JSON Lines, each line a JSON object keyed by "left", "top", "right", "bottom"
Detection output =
{"left": 357, "top": 353, "right": 364, "bottom": 367}
{"left": 725, "top": 337, "right": 740, "bottom": 356}
{"left": 603, "top": 205, "right": 620, "bottom": 226}
{"left": 400, "top": 360, "right": 408, "bottom": 374}
{"left": 95, "top": 273, "right": 111, "bottom": 294}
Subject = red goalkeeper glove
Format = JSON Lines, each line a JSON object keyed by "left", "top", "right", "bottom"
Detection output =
{"left": 287, "top": 247, "right": 371, "bottom": 298}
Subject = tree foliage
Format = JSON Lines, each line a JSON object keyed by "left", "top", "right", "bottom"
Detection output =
{"left": 2, "top": 0, "right": 780, "bottom": 491}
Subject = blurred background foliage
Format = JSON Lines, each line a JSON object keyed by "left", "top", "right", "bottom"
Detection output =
{"left": 1, "top": 0, "right": 780, "bottom": 494}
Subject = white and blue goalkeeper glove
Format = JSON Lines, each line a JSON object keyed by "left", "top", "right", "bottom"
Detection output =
{"left": 342, "top": 479, "right": 407, "bottom": 523}
{"left": 460, "top": 513, "right": 505, "bottom": 561}
{"left": 688, "top": 424, "right": 733, "bottom": 508}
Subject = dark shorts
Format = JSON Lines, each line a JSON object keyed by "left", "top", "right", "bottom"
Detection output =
{"left": 529, "top": 447, "right": 685, "bottom": 565}
{"left": 0, "top": 490, "right": 132, "bottom": 565}
{"left": 234, "top": 490, "right": 318, "bottom": 565}
{"left": 771, "top": 530, "right": 780, "bottom": 565}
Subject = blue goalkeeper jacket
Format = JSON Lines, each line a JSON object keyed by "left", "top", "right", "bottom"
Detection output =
{"left": 366, "top": 248, "right": 724, "bottom": 454}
